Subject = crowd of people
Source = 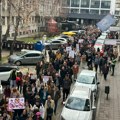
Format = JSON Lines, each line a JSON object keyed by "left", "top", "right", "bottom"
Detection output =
{"left": 0, "top": 26, "right": 119, "bottom": 120}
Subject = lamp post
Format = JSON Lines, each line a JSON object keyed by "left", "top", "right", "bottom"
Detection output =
{"left": 0, "top": 0, "right": 2, "bottom": 63}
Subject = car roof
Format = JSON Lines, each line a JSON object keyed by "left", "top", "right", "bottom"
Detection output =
{"left": 70, "top": 86, "right": 91, "bottom": 99}
{"left": 21, "top": 49, "right": 42, "bottom": 54}
{"left": 79, "top": 70, "right": 96, "bottom": 77}
{"left": 51, "top": 39, "right": 65, "bottom": 42}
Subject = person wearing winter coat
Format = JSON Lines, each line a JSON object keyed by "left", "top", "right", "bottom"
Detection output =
{"left": 44, "top": 95, "right": 55, "bottom": 120}
{"left": 72, "top": 62, "right": 79, "bottom": 80}
{"left": 62, "top": 75, "right": 71, "bottom": 102}
{"left": 102, "top": 63, "right": 109, "bottom": 80}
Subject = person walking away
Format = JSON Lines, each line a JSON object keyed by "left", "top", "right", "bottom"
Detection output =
{"left": 75, "top": 53, "right": 81, "bottom": 65}
{"left": 72, "top": 62, "right": 79, "bottom": 81}
{"left": 94, "top": 55, "right": 99, "bottom": 72}
{"left": 110, "top": 56, "right": 117, "bottom": 76}
{"left": 102, "top": 63, "right": 109, "bottom": 80}
{"left": 62, "top": 75, "right": 71, "bottom": 102}
{"left": 44, "top": 95, "right": 55, "bottom": 120}
{"left": 36, "top": 62, "right": 41, "bottom": 78}
{"left": 10, "top": 69, "right": 17, "bottom": 87}
{"left": 99, "top": 56, "right": 104, "bottom": 74}
{"left": 16, "top": 71, "right": 22, "bottom": 93}
{"left": 53, "top": 86, "right": 61, "bottom": 115}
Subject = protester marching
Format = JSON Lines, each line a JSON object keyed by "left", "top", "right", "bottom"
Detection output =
{"left": 0, "top": 26, "right": 119, "bottom": 120}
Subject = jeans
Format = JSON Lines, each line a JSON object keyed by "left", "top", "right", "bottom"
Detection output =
{"left": 54, "top": 100, "right": 58, "bottom": 114}
{"left": 10, "top": 80, "right": 16, "bottom": 88}
{"left": 46, "top": 115, "right": 52, "bottom": 120}
{"left": 63, "top": 88, "right": 70, "bottom": 101}
{"left": 111, "top": 65, "right": 115, "bottom": 75}
{"left": 103, "top": 73, "right": 107, "bottom": 80}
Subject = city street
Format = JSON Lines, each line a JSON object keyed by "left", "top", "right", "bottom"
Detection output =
{"left": 1, "top": 50, "right": 120, "bottom": 120}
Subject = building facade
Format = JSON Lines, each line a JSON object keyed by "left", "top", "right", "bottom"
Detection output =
{"left": 1, "top": 0, "right": 61, "bottom": 38}
{"left": 62, "top": 0, "right": 116, "bottom": 25}
{"left": 115, "top": 0, "right": 120, "bottom": 17}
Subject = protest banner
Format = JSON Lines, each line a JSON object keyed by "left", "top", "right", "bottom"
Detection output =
{"left": 96, "top": 14, "right": 116, "bottom": 32}
{"left": 9, "top": 98, "right": 25, "bottom": 110}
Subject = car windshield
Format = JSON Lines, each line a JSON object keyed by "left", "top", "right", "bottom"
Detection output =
{"left": 16, "top": 51, "right": 27, "bottom": 56}
{"left": 65, "top": 97, "right": 90, "bottom": 111}
{"left": 77, "top": 75, "right": 95, "bottom": 84}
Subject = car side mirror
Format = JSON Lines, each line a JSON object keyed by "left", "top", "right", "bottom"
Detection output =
{"left": 92, "top": 106, "right": 96, "bottom": 110}
{"left": 97, "top": 82, "right": 100, "bottom": 85}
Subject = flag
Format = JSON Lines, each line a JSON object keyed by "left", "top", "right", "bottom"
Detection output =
{"left": 96, "top": 14, "right": 116, "bottom": 32}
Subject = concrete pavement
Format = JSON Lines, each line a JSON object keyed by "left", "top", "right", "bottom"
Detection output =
{"left": 96, "top": 62, "right": 120, "bottom": 120}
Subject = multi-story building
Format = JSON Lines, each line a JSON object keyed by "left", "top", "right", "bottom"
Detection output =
{"left": 62, "top": 0, "right": 116, "bottom": 25}
{"left": 115, "top": 0, "right": 120, "bottom": 17}
{"left": 1, "top": 0, "right": 61, "bottom": 38}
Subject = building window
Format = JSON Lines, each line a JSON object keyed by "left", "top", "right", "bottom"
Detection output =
{"left": 19, "top": 32, "right": 22, "bottom": 35}
{"left": 12, "top": 33, "right": 15, "bottom": 37}
{"left": 81, "top": 0, "right": 90, "bottom": 7}
{"left": 90, "top": 10, "right": 99, "bottom": 14}
{"left": 100, "top": 10, "right": 109, "bottom": 15}
{"left": 116, "top": 4, "right": 120, "bottom": 8}
{"left": 115, "top": 11, "right": 120, "bottom": 15}
{"left": 71, "top": 9, "right": 79, "bottom": 13}
{"left": 101, "top": 1, "right": 110, "bottom": 8}
{"left": 80, "top": 9, "right": 89, "bottom": 14}
{"left": 2, "top": 17, "right": 5, "bottom": 25}
{"left": 71, "top": 0, "right": 80, "bottom": 7}
{"left": 91, "top": 0, "right": 100, "bottom": 8}
{"left": 12, "top": 17, "right": 14, "bottom": 24}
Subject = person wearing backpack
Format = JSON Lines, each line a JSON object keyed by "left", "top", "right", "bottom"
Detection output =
{"left": 62, "top": 75, "right": 71, "bottom": 102}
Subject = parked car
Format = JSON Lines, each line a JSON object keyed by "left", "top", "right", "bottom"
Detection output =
{"left": 0, "top": 65, "right": 18, "bottom": 85}
{"left": 74, "top": 70, "right": 100, "bottom": 98}
{"left": 44, "top": 39, "right": 67, "bottom": 50}
{"left": 8, "top": 49, "right": 44, "bottom": 66}
{"left": 61, "top": 86, "right": 96, "bottom": 120}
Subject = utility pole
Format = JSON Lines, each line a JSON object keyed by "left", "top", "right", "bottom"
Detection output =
{"left": 0, "top": 0, "right": 2, "bottom": 63}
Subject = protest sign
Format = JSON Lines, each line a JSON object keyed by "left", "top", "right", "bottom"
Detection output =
{"left": 69, "top": 50, "right": 75, "bottom": 58}
{"left": 66, "top": 46, "right": 72, "bottom": 52}
{"left": 78, "top": 39, "right": 84, "bottom": 43}
{"left": 43, "top": 76, "right": 52, "bottom": 83}
{"left": 9, "top": 98, "right": 25, "bottom": 110}
{"left": 76, "top": 44, "right": 79, "bottom": 52}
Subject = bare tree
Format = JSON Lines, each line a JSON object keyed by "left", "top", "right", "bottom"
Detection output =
{"left": 7, "top": 0, "right": 39, "bottom": 55}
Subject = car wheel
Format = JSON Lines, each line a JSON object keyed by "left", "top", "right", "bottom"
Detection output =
{"left": 15, "top": 61, "right": 21, "bottom": 66}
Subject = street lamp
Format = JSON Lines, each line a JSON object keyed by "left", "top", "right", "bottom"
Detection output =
{"left": 0, "top": 0, "right": 1, "bottom": 60}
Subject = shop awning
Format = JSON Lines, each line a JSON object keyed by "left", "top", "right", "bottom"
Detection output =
{"left": 104, "top": 39, "right": 120, "bottom": 45}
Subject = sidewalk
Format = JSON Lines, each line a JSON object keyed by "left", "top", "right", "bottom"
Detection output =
{"left": 96, "top": 62, "right": 120, "bottom": 120}
{"left": 2, "top": 50, "right": 10, "bottom": 58}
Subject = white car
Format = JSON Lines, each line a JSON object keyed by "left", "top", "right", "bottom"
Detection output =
{"left": 8, "top": 49, "right": 44, "bottom": 65}
{"left": 74, "top": 70, "right": 100, "bottom": 97}
{"left": 61, "top": 86, "right": 96, "bottom": 120}
{"left": 0, "top": 65, "right": 18, "bottom": 85}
